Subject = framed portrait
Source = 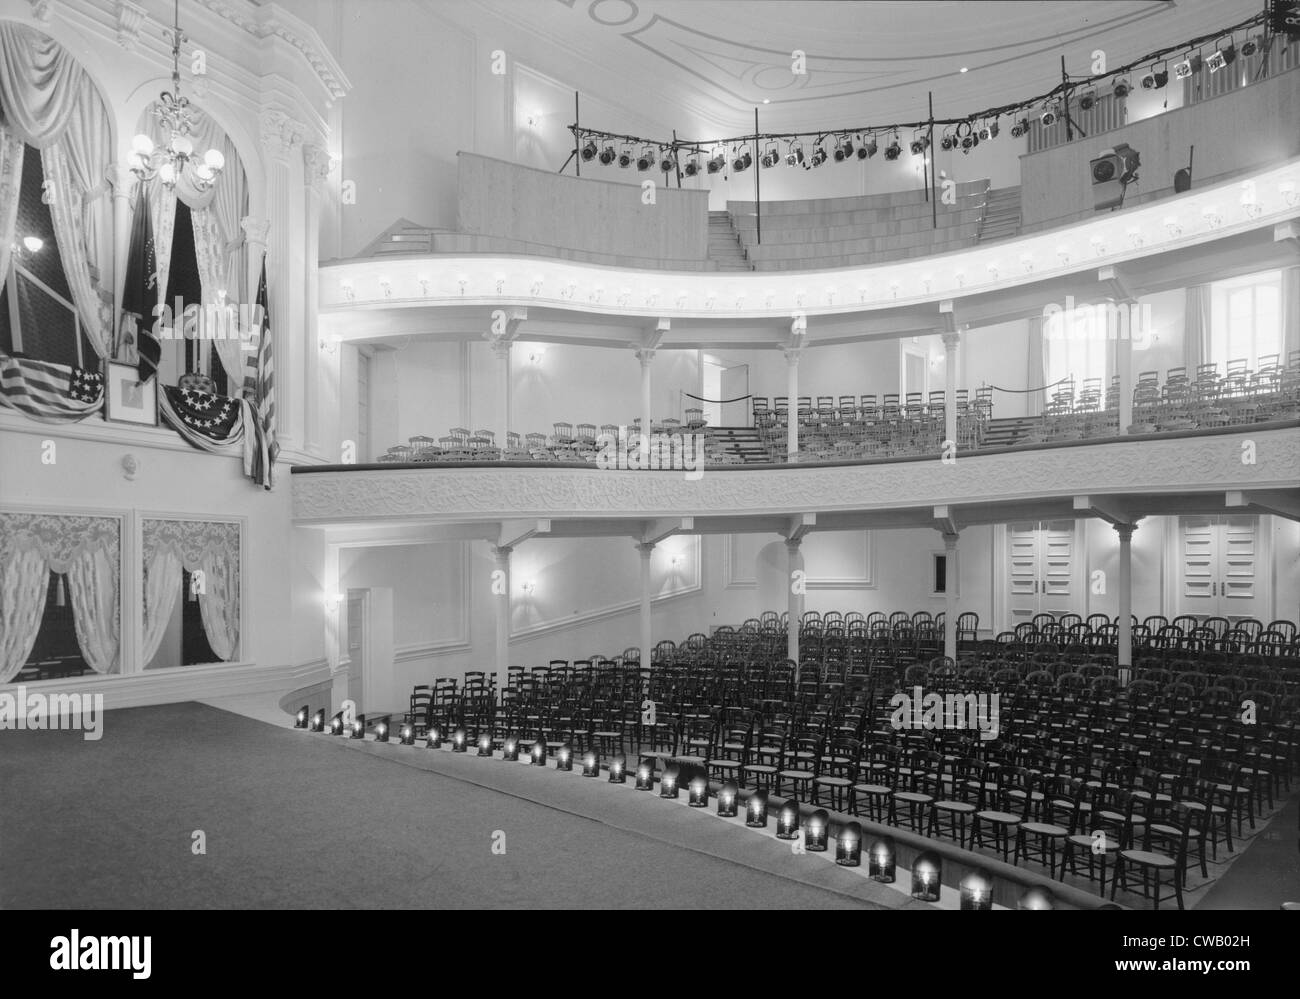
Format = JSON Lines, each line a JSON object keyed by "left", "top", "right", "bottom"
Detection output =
{"left": 105, "top": 361, "right": 158, "bottom": 426}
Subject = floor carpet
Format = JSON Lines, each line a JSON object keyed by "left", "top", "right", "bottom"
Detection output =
{"left": 0, "top": 702, "right": 914, "bottom": 910}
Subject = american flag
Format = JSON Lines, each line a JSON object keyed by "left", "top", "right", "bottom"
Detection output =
{"left": 161, "top": 385, "right": 241, "bottom": 440}
{"left": 243, "top": 257, "right": 278, "bottom": 489}
{"left": 121, "top": 184, "right": 161, "bottom": 382}
{"left": 0, "top": 354, "right": 103, "bottom": 422}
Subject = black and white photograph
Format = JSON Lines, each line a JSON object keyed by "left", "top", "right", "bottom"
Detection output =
{"left": 1, "top": 0, "right": 1299, "bottom": 976}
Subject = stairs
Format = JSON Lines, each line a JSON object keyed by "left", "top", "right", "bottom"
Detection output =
{"left": 977, "top": 186, "right": 1022, "bottom": 244}
{"left": 708, "top": 426, "right": 768, "bottom": 463}
{"left": 707, "top": 211, "right": 752, "bottom": 271}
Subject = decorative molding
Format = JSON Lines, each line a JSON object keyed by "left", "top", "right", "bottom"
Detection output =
{"left": 259, "top": 108, "right": 307, "bottom": 160}
{"left": 394, "top": 639, "right": 474, "bottom": 662}
{"left": 28, "top": 0, "right": 54, "bottom": 24}
{"left": 302, "top": 142, "right": 333, "bottom": 187}
{"left": 721, "top": 534, "right": 756, "bottom": 589}
{"left": 113, "top": 0, "right": 147, "bottom": 49}
{"left": 292, "top": 429, "right": 1300, "bottom": 525}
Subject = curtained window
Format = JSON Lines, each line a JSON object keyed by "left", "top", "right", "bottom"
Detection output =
{"left": 142, "top": 518, "right": 240, "bottom": 669}
{"left": 1209, "top": 270, "right": 1283, "bottom": 369}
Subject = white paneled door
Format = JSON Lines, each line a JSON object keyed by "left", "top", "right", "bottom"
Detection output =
{"left": 1007, "top": 521, "right": 1078, "bottom": 627}
{"left": 1178, "top": 516, "right": 1267, "bottom": 623}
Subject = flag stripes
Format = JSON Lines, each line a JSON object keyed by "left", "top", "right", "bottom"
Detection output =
{"left": 0, "top": 354, "right": 103, "bottom": 422}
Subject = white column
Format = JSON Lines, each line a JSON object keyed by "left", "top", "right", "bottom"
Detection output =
{"left": 637, "top": 542, "right": 655, "bottom": 667}
{"left": 303, "top": 143, "right": 331, "bottom": 455}
{"left": 1116, "top": 301, "right": 1134, "bottom": 435}
{"left": 636, "top": 347, "right": 655, "bottom": 445}
{"left": 1116, "top": 523, "right": 1136, "bottom": 682}
{"left": 787, "top": 538, "right": 804, "bottom": 670}
{"left": 485, "top": 337, "right": 512, "bottom": 449}
{"left": 784, "top": 346, "right": 800, "bottom": 460}
{"left": 942, "top": 330, "right": 960, "bottom": 450}
{"left": 492, "top": 545, "right": 512, "bottom": 687}
{"left": 944, "top": 530, "right": 960, "bottom": 662}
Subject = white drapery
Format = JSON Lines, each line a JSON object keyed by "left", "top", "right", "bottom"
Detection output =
{"left": 1184, "top": 285, "right": 1212, "bottom": 372}
{"left": 1282, "top": 267, "right": 1300, "bottom": 361}
{"left": 197, "top": 544, "right": 239, "bottom": 661}
{"left": 141, "top": 542, "right": 182, "bottom": 666}
{"left": 142, "top": 519, "right": 240, "bottom": 665}
{"left": 0, "top": 540, "right": 50, "bottom": 684}
{"left": 0, "top": 23, "right": 84, "bottom": 144}
{"left": 66, "top": 538, "right": 120, "bottom": 674}
{"left": 0, "top": 124, "right": 23, "bottom": 291}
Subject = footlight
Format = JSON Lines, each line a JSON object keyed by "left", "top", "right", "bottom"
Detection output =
{"left": 531, "top": 740, "right": 547, "bottom": 766}
{"left": 294, "top": 706, "right": 309, "bottom": 729}
{"left": 426, "top": 724, "right": 443, "bottom": 748}
{"left": 746, "top": 790, "right": 769, "bottom": 828}
{"left": 635, "top": 763, "right": 655, "bottom": 790}
{"left": 1018, "top": 886, "right": 1055, "bottom": 910}
{"left": 688, "top": 775, "right": 709, "bottom": 807}
{"left": 582, "top": 751, "right": 600, "bottom": 777}
{"left": 451, "top": 727, "right": 468, "bottom": 752}
{"left": 911, "top": 851, "right": 942, "bottom": 902}
{"left": 776, "top": 798, "right": 800, "bottom": 840}
{"left": 608, "top": 755, "right": 626, "bottom": 783}
{"left": 503, "top": 737, "right": 519, "bottom": 762}
{"left": 350, "top": 715, "right": 366, "bottom": 739}
{"left": 399, "top": 723, "right": 415, "bottom": 745}
{"left": 805, "top": 809, "right": 829, "bottom": 852}
{"left": 717, "top": 782, "right": 739, "bottom": 817}
{"left": 960, "top": 868, "right": 994, "bottom": 911}
{"left": 557, "top": 745, "right": 573, "bottom": 771}
{"left": 660, "top": 767, "right": 680, "bottom": 799}
{"left": 477, "top": 733, "right": 493, "bottom": 757}
{"left": 375, "top": 718, "right": 390, "bottom": 743}
{"left": 329, "top": 712, "right": 345, "bottom": 736}
{"left": 309, "top": 709, "right": 325, "bottom": 732}
{"left": 868, "top": 836, "right": 896, "bottom": 883}
{"left": 836, "top": 821, "right": 862, "bottom": 866}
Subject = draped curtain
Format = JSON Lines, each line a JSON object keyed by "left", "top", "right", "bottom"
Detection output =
{"left": 66, "top": 539, "right": 119, "bottom": 673}
{"left": 1282, "top": 267, "right": 1300, "bottom": 361}
{"left": 143, "top": 519, "right": 240, "bottom": 665}
{"left": 0, "top": 541, "right": 49, "bottom": 684}
{"left": 0, "top": 124, "right": 23, "bottom": 289}
{"left": 1184, "top": 284, "right": 1212, "bottom": 372}
{"left": 0, "top": 22, "right": 114, "bottom": 357}
{"left": 197, "top": 544, "right": 239, "bottom": 661}
{"left": 141, "top": 543, "right": 182, "bottom": 666}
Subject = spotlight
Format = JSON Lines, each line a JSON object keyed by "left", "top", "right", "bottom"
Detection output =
{"left": 635, "top": 763, "right": 654, "bottom": 790}
{"left": 961, "top": 133, "right": 978, "bottom": 153}
{"left": 911, "top": 850, "right": 942, "bottom": 901}
{"left": 732, "top": 148, "right": 752, "bottom": 172}
{"left": 617, "top": 145, "right": 633, "bottom": 168}
{"left": 1040, "top": 106, "right": 1057, "bottom": 127}
{"left": 294, "top": 706, "right": 309, "bottom": 729}
{"left": 1112, "top": 78, "right": 1131, "bottom": 99}
{"left": 399, "top": 723, "right": 415, "bottom": 746}
{"left": 910, "top": 132, "right": 929, "bottom": 155}
{"left": 805, "top": 810, "right": 829, "bottom": 852}
{"left": 557, "top": 745, "right": 573, "bottom": 771}
{"left": 426, "top": 724, "right": 443, "bottom": 748}
{"left": 940, "top": 130, "right": 956, "bottom": 151}
{"left": 776, "top": 798, "right": 800, "bottom": 840}
{"left": 688, "top": 775, "right": 709, "bottom": 807}
{"left": 1175, "top": 57, "right": 1194, "bottom": 80}
{"left": 987, "top": 120, "right": 999, "bottom": 139}
{"left": 977, "top": 123, "right": 994, "bottom": 142}
{"left": 503, "top": 737, "right": 519, "bottom": 761}
{"left": 1241, "top": 36, "right": 1259, "bottom": 58}
{"left": 684, "top": 155, "right": 701, "bottom": 176}
{"left": 308, "top": 709, "right": 325, "bottom": 732}
{"left": 660, "top": 766, "right": 681, "bottom": 798}
{"left": 707, "top": 151, "right": 726, "bottom": 174}
{"left": 1142, "top": 63, "right": 1169, "bottom": 89}
{"left": 810, "top": 146, "right": 827, "bottom": 168}
{"left": 746, "top": 790, "right": 769, "bottom": 827}
{"left": 375, "top": 717, "right": 390, "bottom": 743}
{"left": 1018, "top": 886, "right": 1056, "bottom": 910}
{"left": 582, "top": 751, "right": 600, "bottom": 777}
{"left": 598, "top": 144, "right": 616, "bottom": 165}
{"left": 1090, "top": 142, "right": 1140, "bottom": 211}
{"left": 840, "top": 135, "right": 854, "bottom": 158}
{"left": 760, "top": 143, "right": 779, "bottom": 169}
{"left": 477, "top": 733, "right": 493, "bottom": 757}
{"left": 717, "top": 782, "right": 739, "bottom": 817}
{"left": 350, "top": 717, "right": 365, "bottom": 739}
{"left": 452, "top": 727, "right": 468, "bottom": 752}
{"left": 860, "top": 135, "right": 876, "bottom": 159}
{"left": 659, "top": 151, "right": 676, "bottom": 172}
{"left": 868, "top": 836, "right": 896, "bottom": 882}
{"left": 531, "top": 740, "right": 547, "bottom": 765}
{"left": 636, "top": 146, "right": 656, "bottom": 171}
{"left": 1010, "top": 118, "right": 1029, "bottom": 137}
{"left": 608, "top": 755, "right": 626, "bottom": 783}
{"left": 329, "top": 712, "right": 344, "bottom": 736}
{"left": 1208, "top": 39, "right": 1235, "bottom": 73}
{"left": 785, "top": 141, "right": 804, "bottom": 167}
{"left": 836, "top": 821, "right": 862, "bottom": 866}
{"left": 960, "top": 868, "right": 994, "bottom": 911}
{"left": 1079, "top": 90, "right": 1097, "bottom": 111}
{"left": 884, "top": 135, "right": 902, "bottom": 160}
{"left": 580, "top": 139, "right": 598, "bottom": 162}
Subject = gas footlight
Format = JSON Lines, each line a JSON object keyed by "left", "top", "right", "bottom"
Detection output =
{"left": 836, "top": 821, "right": 862, "bottom": 866}
{"left": 635, "top": 763, "right": 654, "bottom": 790}
{"left": 294, "top": 706, "right": 309, "bottom": 729}
{"left": 608, "top": 755, "right": 626, "bottom": 783}
{"left": 582, "top": 751, "right": 600, "bottom": 777}
{"left": 503, "top": 737, "right": 519, "bottom": 762}
{"left": 688, "top": 775, "right": 709, "bottom": 807}
{"left": 451, "top": 727, "right": 468, "bottom": 753}
{"left": 805, "top": 809, "right": 829, "bottom": 852}
{"left": 776, "top": 798, "right": 800, "bottom": 840}
{"left": 557, "top": 745, "right": 573, "bottom": 771}
{"left": 477, "top": 733, "right": 493, "bottom": 757}
{"left": 960, "top": 868, "right": 994, "bottom": 911}
{"left": 868, "top": 836, "right": 896, "bottom": 883}
{"left": 660, "top": 767, "right": 680, "bottom": 799}
{"left": 717, "top": 782, "right": 739, "bottom": 817}
{"left": 746, "top": 790, "right": 769, "bottom": 828}
{"left": 911, "top": 851, "right": 942, "bottom": 902}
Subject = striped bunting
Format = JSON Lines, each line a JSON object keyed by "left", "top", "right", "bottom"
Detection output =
{"left": 0, "top": 353, "right": 103, "bottom": 423}
{"left": 243, "top": 257, "right": 278, "bottom": 489}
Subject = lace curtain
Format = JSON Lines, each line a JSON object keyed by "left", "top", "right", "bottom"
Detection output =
{"left": 142, "top": 519, "right": 240, "bottom": 663}
{"left": 0, "top": 512, "right": 120, "bottom": 683}
{"left": 0, "top": 124, "right": 22, "bottom": 290}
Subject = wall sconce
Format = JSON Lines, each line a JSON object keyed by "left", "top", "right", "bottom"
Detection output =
{"left": 911, "top": 850, "right": 942, "bottom": 901}
{"left": 377, "top": 276, "right": 391, "bottom": 297}
{"left": 889, "top": 280, "right": 900, "bottom": 299}
{"left": 1127, "top": 226, "right": 1144, "bottom": 248}
{"left": 857, "top": 286, "right": 868, "bottom": 303}
{"left": 986, "top": 262, "right": 999, "bottom": 280}
{"left": 824, "top": 287, "right": 836, "bottom": 306}
{"left": 1280, "top": 181, "right": 1298, "bottom": 207}
{"left": 582, "top": 751, "right": 600, "bottom": 777}
{"left": 869, "top": 836, "right": 896, "bottom": 882}
{"left": 660, "top": 767, "right": 681, "bottom": 799}
{"left": 669, "top": 554, "right": 681, "bottom": 569}
{"left": 477, "top": 733, "right": 493, "bottom": 757}
{"left": 324, "top": 592, "right": 344, "bottom": 611}
{"left": 452, "top": 727, "right": 468, "bottom": 752}
{"left": 959, "top": 868, "right": 994, "bottom": 911}
{"left": 1019, "top": 253, "right": 1034, "bottom": 273}
{"left": 764, "top": 289, "right": 776, "bottom": 308}
{"left": 704, "top": 292, "right": 716, "bottom": 310}
{"left": 399, "top": 723, "right": 415, "bottom": 745}
{"left": 645, "top": 289, "right": 659, "bottom": 307}
{"left": 746, "top": 790, "right": 769, "bottom": 827}
{"left": 308, "top": 709, "right": 325, "bottom": 732}
{"left": 1163, "top": 216, "right": 1182, "bottom": 237}
{"left": 503, "top": 737, "right": 519, "bottom": 762}
{"left": 676, "top": 290, "right": 689, "bottom": 309}
{"left": 520, "top": 580, "right": 536, "bottom": 596}
{"left": 350, "top": 715, "right": 366, "bottom": 739}
{"left": 688, "top": 775, "right": 709, "bottom": 807}
{"left": 589, "top": 285, "right": 602, "bottom": 303}
{"left": 456, "top": 274, "right": 469, "bottom": 295}
{"left": 339, "top": 279, "right": 354, "bottom": 301}
{"left": 735, "top": 293, "right": 746, "bottom": 310}
{"left": 836, "top": 821, "right": 862, "bottom": 866}
{"left": 1018, "top": 886, "right": 1055, "bottom": 910}
{"left": 557, "top": 745, "right": 573, "bottom": 771}
{"left": 418, "top": 275, "right": 431, "bottom": 296}
{"left": 527, "top": 347, "right": 545, "bottom": 365}
{"left": 1202, "top": 204, "right": 1223, "bottom": 229}
{"left": 805, "top": 809, "right": 829, "bottom": 852}
{"left": 921, "top": 275, "right": 933, "bottom": 294}
{"left": 426, "top": 724, "right": 443, "bottom": 748}
{"left": 618, "top": 288, "right": 632, "bottom": 307}
{"left": 319, "top": 335, "right": 339, "bottom": 355}
{"left": 608, "top": 755, "right": 626, "bottom": 783}
{"left": 294, "top": 706, "right": 309, "bottom": 729}
{"left": 776, "top": 799, "right": 800, "bottom": 840}
{"left": 717, "top": 782, "right": 738, "bottom": 817}
{"left": 1089, "top": 234, "right": 1106, "bottom": 255}
{"left": 1056, "top": 245, "right": 1071, "bottom": 265}
{"left": 494, "top": 273, "right": 507, "bottom": 294}
{"left": 635, "top": 762, "right": 654, "bottom": 790}
{"left": 952, "top": 270, "right": 965, "bottom": 288}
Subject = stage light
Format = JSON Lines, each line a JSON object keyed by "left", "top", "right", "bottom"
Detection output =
{"left": 977, "top": 123, "right": 994, "bottom": 142}
{"left": 1208, "top": 39, "right": 1235, "bottom": 73}
{"left": 617, "top": 145, "right": 633, "bottom": 168}
{"left": 598, "top": 144, "right": 616, "bottom": 165}
{"left": 1091, "top": 142, "right": 1140, "bottom": 210}
{"left": 503, "top": 737, "right": 519, "bottom": 762}
{"left": 1018, "top": 886, "right": 1055, "bottom": 910}
{"left": 399, "top": 723, "right": 415, "bottom": 746}
{"left": 350, "top": 715, "right": 366, "bottom": 739}
{"left": 660, "top": 766, "right": 681, "bottom": 799}
{"left": 732, "top": 148, "right": 752, "bottom": 172}
{"left": 452, "top": 727, "right": 468, "bottom": 752}
{"left": 836, "top": 821, "right": 862, "bottom": 866}
{"left": 859, "top": 135, "right": 876, "bottom": 159}
{"left": 329, "top": 712, "right": 344, "bottom": 736}
{"left": 636, "top": 146, "right": 656, "bottom": 171}
{"left": 1040, "top": 106, "right": 1056, "bottom": 127}
{"left": 805, "top": 810, "right": 829, "bottom": 852}
{"left": 608, "top": 755, "right": 626, "bottom": 783}
{"left": 961, "top": 133, "right": 978, "bottom": 153}
{"left": 688, "top": 775, "right": 709, "bottom": 807}
{"left": 582, "top": 751, "right": 600, "bottom": 777}
{"left": 294, "top": 706, "right": 309, "bottom": 729}
{"left": 1142, "top": 62, "right": 1169, "bottom": 89}
{"left": 426, "top": 724, "right": 443, "bottom": 748}
{"left": 375, "top": 718, "right": 390, "bottom": 743}
{"left": 910, "top": 132, "right": 928, "bottom": 156}
{"left": 810, "top": 146, "right": 827, "bottom": 168}
{"left": 960, "top": 868, "right": 994, "bottom": 911}
{"left": 635, "top": 763, "right": 654, "bottom": 790}
{"left": 580, "top": 139, "right": 598, "bottom": 162}
{"left": 911, "top": 851, "right": 942, "bottom": 901}
{"left": 531, "top": 740, "right": 547, "bottom": 765}
{"left": 309, "top": 709, "right": 325, "bottom": 732}
{"left": 707, "top": 149, "right": 726, "bottom": 174}
{"left": 1241, "top": 36, "right": 1259, "bottom": 57}
{"left": 684, "top": 154, "right": 700, "bottom": 176}
{"left": 659, "top": 151, "right": 676, "bottom": 172}
{"left": 884, "top": 135, "right": 901, "bottom": 160}
{"left": 760, "top": 143, "right": 779, "bottom": 168}
{"left": 746, "top": 790, "right": 769, "bottom": 827}
{"left": 1010, "top": 118, "right": 1029, "bottom": 138}
{"left": 869, "top": 836, "right": 896, "bottom": 882}
{"left": 785, "top": 141, "right": 804, "bottom": 167}
{"left": 1079, "top": 89, "right": 1096, "bottom": 111}
{"left": 477, "top": 733, "right": 493, "bottom": 757}
{"left": 1164, "top": 215, "right": 1182, "bottom": 237}
{"left": 718, "top": 782, "right": 739, "bottom": 817}
{"left": 940, "top": 129, "right": 956, "bottom": 151}
{"left": 1112, "top": 78, "right": 1131, "bottom": 99}
{"left": 776, "top": 799, "right": 800, "bottom": 840}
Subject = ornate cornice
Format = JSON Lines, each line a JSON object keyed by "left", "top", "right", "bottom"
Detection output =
{"left": 260, "top": 108, "right": 307, "bottom": 160}
{"left": 28, "top": 0, "right": 54, "bottom": 24}
{"left": 113, "top": 0, "right": 147, "bottom": 49}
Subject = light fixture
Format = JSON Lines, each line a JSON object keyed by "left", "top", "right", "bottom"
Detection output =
{"left": 1241, "top": 36, "right": 1260, "bottom": 58}
{"left": 978, "top": 121, "right": 996, "bottom": 142}
{"left": 785, "top": 141, "right": 804, "bottom": 167}
{"left": 805, "top": 810, "right": 829, "bottom": 852}
{"left": 659, "top": 150, "right": 676, "bottom": 173}
{"left": 707, "top": 148, "right": 726, "bottom": 174}
{"left": 688, "top": 775, "right": 709, "bottom": 807}
{"left": 1057, "top": 245, "right": 1071, "bottom": 265}
{"left": 732, "top": 147, "right": 752, "bottom": 172}
{"left": 1127, "top": 226, "right": 1144, "bottom": 247}
{"left": 426, "top": 724, "right": 443, "bottom": 748}
{"left": 350, "top": 715, "right": 366, "bottom": 740}
{"left": 583, "top": 751, "right": 601, "bottom": 778}
{"left": 760, "top": 143, "right": 779, "bottom": 169}
{"left": 636, "top": 146, "right": 656, "bottom": 171}
{"left": 718, "top": 782, "right": 739, "bottom": 817}
{"left": 960, "top": 868, "right": 994, "bottom": 911}
{"left": 1079, "top": 89, "right": 1097, "bottom": 111}
{"left": 940, "top": 129, "right": 956, "bottom": 151}
{"left": 1112, "top": 78, "right": 1131, "bottom": 99}
{"left": 21, "top": 235, "right": 43, "bottom": 254}
{"left": 836, "top": 821, "right": 862, "bottom": 866}
{"left": 909, "top": 131, "right": 929, "bottom": 156}
{"left": 860, "top": 135, "right": 876, "bottom": 159}
{"left": 608, "top": 755, "right": 626, "bottom": 783}
{"left": 1208, "top": 38, "right": 1235, "bottom": 73}
{"left": 580, "top": 138, "right": 598, "bottom": 162}
{"left": 598, "top": 144, "right": 616, "bottom": 165}
{"left": 557, "top": 745, "right": 573, "bottom": 771}
{"left": 1141, "top": 62, "right": 1169, "bottom": 89}
{"left": 1089, "top": 234, "right": 1107, "bottom": 255}
{"left": 868, "top": 836, "right": 896, "bottom": 882}
{"left": 308, "top": 709, "right": 325, "bottom": 733}
{"left": 477, "top": 733, "right": 493, "bottom": 757}
{"left": 399, "top": 723, "right": 415, "bottom": 746}
{"left": 776, "top": 799, "right": 800, "bottom": 840}
{"left": 684, "top": 153, "right": 701, "bottom": 177}
{"left": 833, "top": 135, "right": 853, "bottom": 162}
{"left": 1202, "top": 204, "right": 1223, "bottom": 228}
{"left": 452, "top": 727, "right": 468, "bottom": 753}
{"left": 1281, "top": 181, "right": 1298, "bottom": 207}
{"left": 129, "top": 1, "right": 224, "bottom": 193}
{"left": 1164, "top": 215, "right": 1183, "bottom": 237}
{"left": 635, "top": 763, "right": 654, "bottom": 790}
{"left": 1019, "top": 253, "right": 1034, "bottom": 272}
{"left": 531, "top": 740, "right": 547, "bottom": 766}
{"left": 883, "top": 134, "right": 902, "bottom": 160}
{"left": 617, "top": 145, "right": 634, "bottom": 168}
{"left": 809, "top": 145, "right": 827, "bottom": 168}
{"left": 375, "top": 717, "right": 390, "bottom": 743}
{"left": 1040, "top": 106, "right": 1057, "bottom": 127}
{"left": 986, "top": 261, "right": 999, "bottom": 279}
{"left": 294, "top": 706, "right": 309, "bottom": 729}
{"left": 1240, "top": 182, "right": 1261, "bottom": 218}
{"left": 660, "top": 766, "right": 681, "bottom": 799}
{"left": 1018, "top": 886, "right": 1055, "bottom": 910}
{"left": 746, "top": 790, "right": 769, "bottom": 827}
{"left": 503, "top": 737, "right": 519, "bottom": 761}
{"left": 1010, "top": 118, "right": 1029, "bottom": 138}
{"left": 520, "top": 580, "right": 535, "bottom": 596}
{"left": 911, "top": 851, "right": 942, "bottom": 901}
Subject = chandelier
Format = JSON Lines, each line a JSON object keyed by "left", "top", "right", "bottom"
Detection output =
{"left": 129, "top": 0, "right": 224, "bottom": 192}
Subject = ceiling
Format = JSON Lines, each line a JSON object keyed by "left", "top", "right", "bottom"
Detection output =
{"left": 470, "top": 0, "right": 1263, "bottom": 133}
